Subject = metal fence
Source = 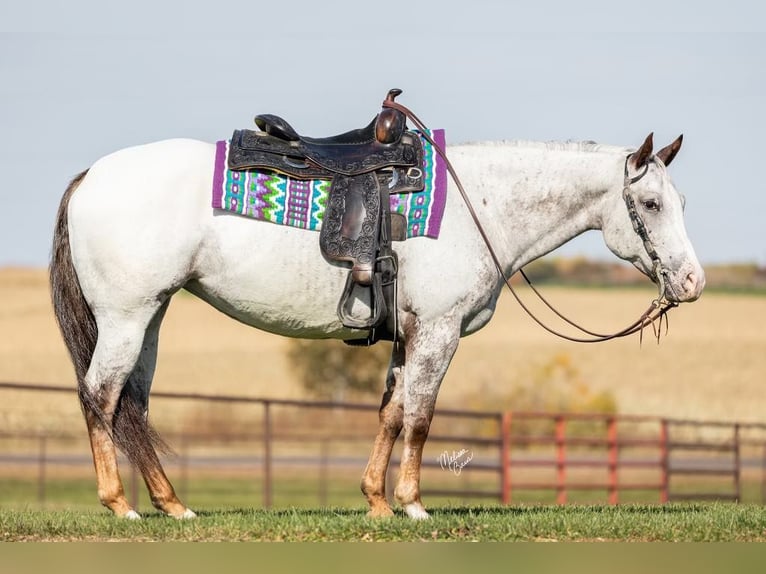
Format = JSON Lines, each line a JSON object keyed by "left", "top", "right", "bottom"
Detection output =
{"left": 2, "top": 381, "right": 765, "bottom": 509}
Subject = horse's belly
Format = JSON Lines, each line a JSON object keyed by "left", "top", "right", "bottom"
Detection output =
{"left": 188, "top": 216, "right": 371, "bottom": 339}
{"left": 184, "top": 277, "right": 357, "bottom": 339}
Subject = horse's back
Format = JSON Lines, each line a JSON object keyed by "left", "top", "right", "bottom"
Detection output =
{"left": 82, "top": 138, "right": 215, "bottom": 191}
{"left": 74, "top": 138, "right": 214, "bottom": 211}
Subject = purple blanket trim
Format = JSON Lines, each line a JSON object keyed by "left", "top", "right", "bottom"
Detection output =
{"left": 427, "top": 128, "right": 447, "bottom": 238}
{"left": 212, "top": 140, "right": 227, "bottom": 209}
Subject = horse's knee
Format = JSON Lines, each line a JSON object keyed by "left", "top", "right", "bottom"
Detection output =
{"left": 404, "top": 412, "right": 431, "bottom": 443}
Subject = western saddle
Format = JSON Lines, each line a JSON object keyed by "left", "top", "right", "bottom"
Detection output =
{"left": 227, "top": 89, "right": 425, "bottom": 344}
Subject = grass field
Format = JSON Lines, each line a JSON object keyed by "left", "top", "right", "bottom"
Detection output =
{"left": 2, "top": 503, "right": 765, "bottom": 541}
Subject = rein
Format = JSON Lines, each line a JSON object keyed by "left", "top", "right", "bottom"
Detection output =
{"left": 383, "top": 97, "right": 678, "bottom": 344}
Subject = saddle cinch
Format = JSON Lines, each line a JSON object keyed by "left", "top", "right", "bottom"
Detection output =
{"left": 228, "top": 89, "right": 425, "bottom": 344}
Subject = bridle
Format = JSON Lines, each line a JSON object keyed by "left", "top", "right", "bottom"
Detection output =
{"left": 621, "top": 157, "right": 676, "bottom": 306}
{"left": 383, "top": 97, "right": 678, "bottom": 344}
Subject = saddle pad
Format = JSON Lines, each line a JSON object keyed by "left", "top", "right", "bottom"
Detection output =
{"left": 212, "top": 129, "right": 447, "bottom": 239}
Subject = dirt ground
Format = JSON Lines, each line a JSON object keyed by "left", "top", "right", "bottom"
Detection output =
{"left": 1, "top": 267, "right": 765, "bottom": 432}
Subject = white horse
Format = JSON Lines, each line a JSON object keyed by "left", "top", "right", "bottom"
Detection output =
{"left": 50, "top": 129, "right": 704, "bottom": 520}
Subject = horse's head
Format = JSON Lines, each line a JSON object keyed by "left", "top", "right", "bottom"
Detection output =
{"left": 601, "top": 133, "right": 705, "bottom": 303}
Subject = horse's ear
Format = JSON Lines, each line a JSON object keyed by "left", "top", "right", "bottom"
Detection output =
{"left": 631, "top": 132, "right": 654, "bottom": 169}
{"left": 656, "top": 134, "right": 683, "bottom": 167}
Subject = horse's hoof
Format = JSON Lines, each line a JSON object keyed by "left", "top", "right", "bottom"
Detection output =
{"left": 367, "top": 506, "right": 395, "bottom": 518}
{"left": 403, "top": 503, "right": 430, "bottom": 520}
{"left": 177, "top": 509, "right": 197, "bottom": 520}
{"left": 122, "top": 510, "right": 142, "bottom": 520}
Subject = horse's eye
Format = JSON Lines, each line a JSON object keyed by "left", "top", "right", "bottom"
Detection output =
{"left": 642, "top": 199, "right": 660, "bottom": 212}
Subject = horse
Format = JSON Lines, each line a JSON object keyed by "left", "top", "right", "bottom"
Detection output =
{"left": 50, "top": 127, "right": 704, "bottom": 520}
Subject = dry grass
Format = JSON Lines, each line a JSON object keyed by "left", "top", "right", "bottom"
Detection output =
{"left": 1, "top": 267, "right": 765, "bottom": 433}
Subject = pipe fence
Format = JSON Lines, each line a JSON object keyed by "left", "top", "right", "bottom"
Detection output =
{"left": 1, "top": 382, "right": 765, "bottom": 509}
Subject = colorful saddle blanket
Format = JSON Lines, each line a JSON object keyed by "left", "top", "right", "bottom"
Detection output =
{"left": 212, "top": 129, "right": 447, "bottom": 239}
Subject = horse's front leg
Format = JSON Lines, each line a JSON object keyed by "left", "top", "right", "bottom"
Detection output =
{"left": 361, "top": 343, "right": 405, "bottom": 517}
{"left": 394, "top": 321, "right": 460, "bottom": 520}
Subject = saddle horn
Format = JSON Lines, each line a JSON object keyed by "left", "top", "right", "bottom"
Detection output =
{"left": 375, "top": 89, "right": 406, "bottom": 144}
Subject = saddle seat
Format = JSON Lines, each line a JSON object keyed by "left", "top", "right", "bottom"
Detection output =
{"left": 227, "top": 89, "right": 425, "bottom": 343}
{"left": 254, "top": 87, "right": 406, "bottom": 145}
{"left": 254, "top": 114, "right": 378, "bottom": 146}
{"left": 229, "top": 89, "right": 422, "bottom": 178}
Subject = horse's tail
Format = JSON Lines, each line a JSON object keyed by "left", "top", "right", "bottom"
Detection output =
{"left": 50, "top": 170, "right": 96, "bottom": 388}
{"left": 50, "top": 170, "right": 171, "bottom": 470}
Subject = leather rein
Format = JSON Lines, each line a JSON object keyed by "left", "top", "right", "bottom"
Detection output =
{"left": 383, "top": 97, "right": 678, "bottom": 344}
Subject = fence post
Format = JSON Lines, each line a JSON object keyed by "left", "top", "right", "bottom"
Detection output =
{"left": 556, "top": 415, "right": 567, "bottom": 505}
{"left": 37, "top": 435, "right": 46, "bottom": 505}
{"left": 733, "top": 423, "right": 741, "bottom": 503}
{"left": 761, "top": 443, "right": 766, "bottom": 505}
{"left": 607, "top": 417, "right": 618, "bottom": 505}
{"left": 319, "top": 438, "right": 328, "bottom": 507}
{"left": 263, "top": 400, "right": 273, "bottom": 509}
{"left": 179, "top": 434, "right": 189, "bottom": 504}
{"left": 659, "top": 419, "right": 669, "bottom": 503}
{"left": 501, "top": 412, "right": 512, "bottom": 505}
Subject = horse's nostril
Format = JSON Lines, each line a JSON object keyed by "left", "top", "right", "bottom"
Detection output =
{"left": 679, "top": 270, "right": 705, "bottom": 301}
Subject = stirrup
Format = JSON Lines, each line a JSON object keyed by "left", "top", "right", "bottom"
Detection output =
{"left": 337, "top": 270, "right": 387, "bottom": 329}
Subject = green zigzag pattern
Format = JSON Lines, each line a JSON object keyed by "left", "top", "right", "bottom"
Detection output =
{"left": 259, "top": 172, "right": 286, "bottom": 223}
{"left": 311, "top": 179, "right": 330, "bottom": 228}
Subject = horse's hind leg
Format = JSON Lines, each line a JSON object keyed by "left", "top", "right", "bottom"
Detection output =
{"left": 123, "top": 301, "right": 195, "bottom": 519}
{"left": 361, "top": 343, "right": 405, "bottom": 517}
{"left": 83, "top": 301, "right": 192, "bottom": 519}
{"left": 81, "top": 307, "right": 162, "bottom": 519}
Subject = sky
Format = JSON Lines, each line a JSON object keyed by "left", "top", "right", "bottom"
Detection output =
{"left": 1, "top": 0, "right": 764, "bottom": 267}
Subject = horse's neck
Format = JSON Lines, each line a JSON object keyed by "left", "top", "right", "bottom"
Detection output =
{"left": 449, "top": 141, "right": 625, "bottom": 273}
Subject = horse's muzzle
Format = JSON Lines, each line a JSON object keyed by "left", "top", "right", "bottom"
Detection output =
{"left": 666, "top": 268, "right": 706, "bottom": 303}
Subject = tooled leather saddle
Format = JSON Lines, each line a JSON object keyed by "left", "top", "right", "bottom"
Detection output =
{"left": 227, "top": 89, "right": 425, "bottom": 344}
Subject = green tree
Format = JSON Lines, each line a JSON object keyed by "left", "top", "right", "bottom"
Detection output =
{"left": 461, "top": 353, "right": 618, "bottom": 438}
{"left": 287, "top": 339, "right": 392, "bottom": 402}
{"left": 506, "top": 352, "right": 617, "bottom": 414}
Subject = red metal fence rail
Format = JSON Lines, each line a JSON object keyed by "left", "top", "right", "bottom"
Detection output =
{"left": 502, "top": 412, "right": 668, "bottom": 505}
{"left": 1, "top": 382, "right": 765, "bottom": 507}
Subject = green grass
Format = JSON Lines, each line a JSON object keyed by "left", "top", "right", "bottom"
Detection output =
{"left": 1, "top": 503, "right": 765, "bottom": 541}
{"left": 4, "top": 473, "right": 764, "bottom": 512}
{"left": 4, "top": 474, "right": 765, "bottom": 541}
